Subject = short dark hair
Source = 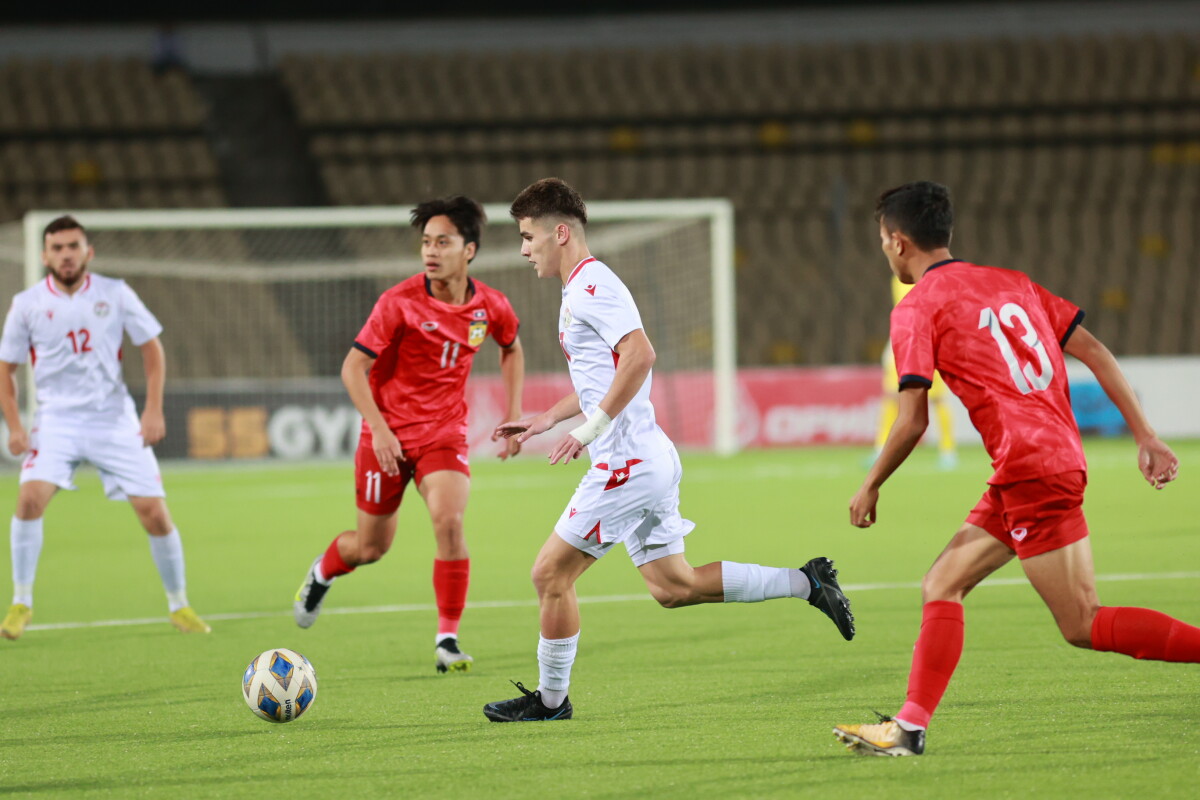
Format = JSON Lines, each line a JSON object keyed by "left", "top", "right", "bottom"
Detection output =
{"left": 410, "top": 195, "right": 487, "bottom": 255}
{"left": 875, "top": 181, "right": 953, "bottom": 250}
{"left": 43, "top": 215, "right": 88, "bottom": 245}
{"left": 509, "top": 178, "right": 588, "bottom": 226}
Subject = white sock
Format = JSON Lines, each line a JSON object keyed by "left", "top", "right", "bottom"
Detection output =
{"left": 11, "top": 516, "right": 43, "bottom": 607}
{"left": 148, "top": 529, "right": 189, "bottom": 612}
{"left": 895, "top": 717, "right": 925, "bottom": 732}
{"left": 721, "top": 562, "right": 809, "bottom": 602}
{"left": 313, "top": 561, "right": 331, "bottom": 585}
{"left": 436, "top": 632, "right": 457, "bottom": 645}
{"left": 537, "top": 632, "right": 579, "bottom": 709}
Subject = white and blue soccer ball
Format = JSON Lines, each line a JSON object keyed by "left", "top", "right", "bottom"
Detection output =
{"left": 242, "top": 647, "right": 318, "bottom": 723}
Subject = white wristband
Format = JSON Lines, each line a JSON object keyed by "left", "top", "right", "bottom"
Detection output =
{"left": 568, "top": 409, "right": 612, "bottom": 446}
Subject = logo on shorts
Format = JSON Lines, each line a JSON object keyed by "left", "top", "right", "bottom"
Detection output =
{"left": 603, "top": 459, "right": 643, "bottom": 491}
{"left": 1010, "top": 527, "right": 1028, "bottom": 542}
{"left": 456, "top": 454, "right": 469, "bottom": 466}
{"left": 421, "top": 321, "right": 439, "bottom": 331}
{"left": 93, "top": 301, "right": 110, "bottom": 317}
{"left": 569, "top": 507, "right": 578, "bottom": 517}
{"left": 584, "top": 521, "right": 602, "bottom": 543}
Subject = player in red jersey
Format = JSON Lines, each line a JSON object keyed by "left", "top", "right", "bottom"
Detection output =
{"left": 293, "top": 196, "right": 524, "bottom": 674}
{"left": 833, "top": 181, "right": 1200, "bottom": 756}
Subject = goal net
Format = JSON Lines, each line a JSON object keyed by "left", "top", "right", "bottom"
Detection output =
{"left": 9, "top": 201, "right": 736, "bottom": 463}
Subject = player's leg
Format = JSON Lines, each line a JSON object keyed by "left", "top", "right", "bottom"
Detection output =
{"left": 483, "top": 533, "right": 596, "bottom": 722}
{"left": 295, "top": 436, "right": 408, "bottom": 627}
{"left": 929, "top": 377, "right": 957, "bottom": 469}
{"left": 834, "top": 520, "right": 1014, "bottom": 756}
{"left": 414, "top": 443, "right": 474, "bottom": 672}
{"left": 294, "top": 508, "right": 398, "bottom": 628}
{"left": 1023, "top": 537, "right": 1200, "bottom": 662}
{"left": 127, "top": 495, "right": 209, "bottom": 633}
{"left": 3, "top": 480, "right": 57, "bottom": 640}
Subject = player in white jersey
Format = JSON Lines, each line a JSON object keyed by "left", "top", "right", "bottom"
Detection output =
{"left": 0, "top": 216, "right": 209, "bottom": 639}
{"left": 482, "top": 178, "right": 855, "bottom": 722}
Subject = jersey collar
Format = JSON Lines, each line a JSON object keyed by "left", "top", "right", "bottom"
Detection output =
{"left": 923, "top": 259, "right": 963, "bottom": 275}
{"left": 424, "top": 275, "right": 475, "bottom": 303}
{"left": 45, "top": 274, "right": 91, "bottom": 296}
{"left": 566, "top": 256, "right": 596, "bottom": 285}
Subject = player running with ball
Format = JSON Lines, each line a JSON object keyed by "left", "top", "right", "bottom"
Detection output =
{"left": 293, "top": 196, "right": 524, "bottom": 674}
{"left": 482, "top": 178, "right": 854, "bottom": 722}
{"left": 834, "top": 181, "right": 1200, "bottom": 757}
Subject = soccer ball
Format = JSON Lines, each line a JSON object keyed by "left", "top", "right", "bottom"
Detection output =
{"left": 242, "top": 647, "right": 318, "bottom": 723}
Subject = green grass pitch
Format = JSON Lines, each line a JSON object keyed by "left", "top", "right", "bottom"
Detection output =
{"left": 0, "top": 439, "right": 1197, "bottom": 798}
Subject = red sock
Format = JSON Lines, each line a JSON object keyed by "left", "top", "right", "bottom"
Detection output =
{"left": 1091, "top": 606, "right": 1200, "bottom": 662}
{"left": 433, "top": 558, "right": 470, "bottom": 637}
{"left": 896, "top": 600, "right": 965, "bottom": 729}
{"left": 319, "top": 536, "right": 355, "bottom": 581}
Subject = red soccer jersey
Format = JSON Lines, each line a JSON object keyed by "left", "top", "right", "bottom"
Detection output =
{"left": 890, "top": 259, "right": 1087, "bottom": 485}
{"left": 354, "top": 274, "right": 519, "bottom": 449}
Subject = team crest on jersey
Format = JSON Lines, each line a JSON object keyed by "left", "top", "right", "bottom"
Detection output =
{"left": 93, "top": 301, "right": 110, "bottom": 317}
{"left": 468, "top": 320, "right": 488, "bottom": 347}
{"left": 560, "top": 306, "right": 574, "bottom": 329}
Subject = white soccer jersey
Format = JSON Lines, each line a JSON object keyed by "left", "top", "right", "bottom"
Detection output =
{"left": 0, "top": 273, "right": 163, "bottom": 418}
{"left": 558, "top": 257, "right": 672, "bottom": 465}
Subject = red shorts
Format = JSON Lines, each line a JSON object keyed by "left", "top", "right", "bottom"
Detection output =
{"left": 354, "top": 434, "right": 470, "bottom": 516}
{"left": 966, "top": 470, "right": 1089, "bottom": 559}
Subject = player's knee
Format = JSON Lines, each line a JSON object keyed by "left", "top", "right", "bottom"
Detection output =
{"left": 920, "top": 573, "right": 961, "bottom": 603}
{"left": 14, "top": 497, "right": 46, "bottom": 520}
{"left": 1061, "top": 607, "right": 1101, "bottom": 649}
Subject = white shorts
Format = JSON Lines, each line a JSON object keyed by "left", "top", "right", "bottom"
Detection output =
{"left": 554, "top": 446, "right": 694, "bottom": 567}
{"left": 21, "top": 414, "right": 164, "bottom": 501}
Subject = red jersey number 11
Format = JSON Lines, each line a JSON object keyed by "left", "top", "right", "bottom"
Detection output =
{"left": 978, "top": 303, "right": 1054, "bottom": 395}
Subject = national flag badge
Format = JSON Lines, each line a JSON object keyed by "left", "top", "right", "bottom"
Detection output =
{"left": 472, "top": 309, "right": 487, "bottom": 320}
{"left": 468, "top": 320, "right": 488, "bottom": 347}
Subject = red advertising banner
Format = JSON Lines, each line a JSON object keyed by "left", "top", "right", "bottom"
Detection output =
{"left": 464, "top": 366, "right": 883, "bottom": 455}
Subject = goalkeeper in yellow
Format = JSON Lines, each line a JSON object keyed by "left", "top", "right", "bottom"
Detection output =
{"left": 872, "top": 276, "right": 957, "bottom": 469}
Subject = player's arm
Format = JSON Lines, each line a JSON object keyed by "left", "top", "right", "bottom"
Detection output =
{"left": 341, "top": 346, "right": 403, "bottom": 476}
{"left": 1064, "top": 325, "right": 1178, "bottom": 489}
{"left": 545, "top": 328, "right": 655, "bottom": 465}
{"left": 137, "top": 337, "right": 167, "bottom": 446}
{"left": 492, "top": 335, "right": 526, "bottom": 460}
{"left": 494, "top": 392, "right": 582, "bottom": 446}
{"left": 0, "top": 360, "right": 27, "bottom": 456}
{"left": 850, "top": 385, "right": 929, "bottom": 527}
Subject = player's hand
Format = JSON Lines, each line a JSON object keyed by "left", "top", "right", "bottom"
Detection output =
{"left": 492, "top": 416, "right": 524, "bottom": 460}
{"left": 1137, "top": 435, "right": 1178, "bottom": 490}
{"left": 372, "top": 427, "right": 404, "bottom": 477}
{"left": 547, "top": 433, "right": 585, "bottom": 465}
{"left": 140, "top": 409, "right": 166, "bottom": 446}
{"left": 494, "top": 412, "right": 554, "bottom": 444}
{"left": 7, "top": 427, "right": 28, "bottom": 457}
{"left": 849, "top": 485, "right": 879, "bottom": 528}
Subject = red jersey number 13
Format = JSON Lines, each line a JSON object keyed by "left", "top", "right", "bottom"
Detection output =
{"left": 978, "top": 303, "right": 1054, "bottom": 395}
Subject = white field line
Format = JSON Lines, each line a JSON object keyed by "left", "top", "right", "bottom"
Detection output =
{"left": 24, "top": 571, "right": 1200, "bottom": 633}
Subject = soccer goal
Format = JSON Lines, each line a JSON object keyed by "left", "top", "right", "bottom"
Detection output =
{"left": 13, "top": 201, "right": 737, "bottom": 461}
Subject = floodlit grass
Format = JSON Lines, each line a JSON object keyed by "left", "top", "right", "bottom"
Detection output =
{"left": 0, "top": 439, "right": 1197, "bottom": 798}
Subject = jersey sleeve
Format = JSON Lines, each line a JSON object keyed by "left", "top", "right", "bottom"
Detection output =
{"left": 355, "top": 293, "right": 406, "bottom": 358}
{"left": 571, "top": 280, "right": 644, "bottom": 351}
{"left": 1033, "top": 282, "right": 1085, "bottom": 348}
{"left": 489, "top": 291, "right": 520, "bottom": 348}
{"left": 890, "top": 298, "right": 935, "bottom": 390}
{"left": 0, "top": 298, "right": 30, "bottom": 364}
{"left": 119, "top": 281, "right": 164, "bottom": 346}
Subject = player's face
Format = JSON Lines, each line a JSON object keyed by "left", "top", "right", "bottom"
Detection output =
{"left": 518, "top": 217, "right": 559, "bottom": 279}
{"left": 43, "top": 228, "right": 93, "bottom": 288}
{"left": 421, "top": 215, "right": 475, "bottom": 282}
{"left": 878, "top": 220, "right": 908, "bottom": 282}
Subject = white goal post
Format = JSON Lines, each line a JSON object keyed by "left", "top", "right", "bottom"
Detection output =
{"left": 18, "top": 200, "right": 737, "bottom": 459}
